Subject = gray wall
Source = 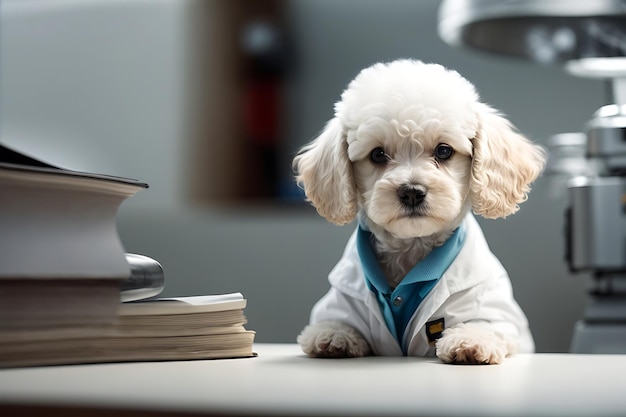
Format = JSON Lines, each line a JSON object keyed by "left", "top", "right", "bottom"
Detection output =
{"left": 1, "top": 0, "right": 608, "bottom": 352}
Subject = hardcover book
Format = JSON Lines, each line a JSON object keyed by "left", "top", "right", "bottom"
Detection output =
{"left": 0, "top": 143, "right": 148, "bottom": 329}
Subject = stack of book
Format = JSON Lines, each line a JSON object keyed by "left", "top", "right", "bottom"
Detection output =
{"left": 0, "top": 144, "right": 256, "bottom": 367}
{"left": 2, "top": 293, "right": 256, "bottom": 367}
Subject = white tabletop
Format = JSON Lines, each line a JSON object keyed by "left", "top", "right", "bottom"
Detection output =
{"left": 1, "top": 343, "right": 626, "bottom": 417}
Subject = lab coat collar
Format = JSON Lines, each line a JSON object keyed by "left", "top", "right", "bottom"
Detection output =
{"left": 329, "top": 214, "right": 495, "bottom": 301}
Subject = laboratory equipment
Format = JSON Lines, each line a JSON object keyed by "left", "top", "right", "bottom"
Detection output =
{"left": 438, "top": 0, "right": 626, "bottom": 353}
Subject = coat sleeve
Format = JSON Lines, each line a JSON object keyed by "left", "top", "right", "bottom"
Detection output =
{"left": 309, "top": 286, "right": 376, "bottom": 347}
{"left": 434, "top": 273, "right": 535, "bottom": 353}
{"left": 307, "top": 226, "right": 404, "bottom": 356}
{"left": 310, "top": 285, "right": 404, "bottom": 356}
{"left": 309, "top": 228, "right": 372, "bottom": 334}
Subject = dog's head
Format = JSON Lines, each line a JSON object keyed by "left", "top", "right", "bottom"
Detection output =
{"left": 294, "top": 60, "right": 546, "bottom": 239}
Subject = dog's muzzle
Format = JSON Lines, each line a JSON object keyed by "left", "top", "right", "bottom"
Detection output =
{"left": 397, "top": 184, "right": 427, "bottom": 208}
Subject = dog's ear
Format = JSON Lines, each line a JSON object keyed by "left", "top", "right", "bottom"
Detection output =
{"left": 470, "top": 104, "right": 546, "bottom": 219}
{"left": 293, "top": 118, "right": 357, "bottom": 225}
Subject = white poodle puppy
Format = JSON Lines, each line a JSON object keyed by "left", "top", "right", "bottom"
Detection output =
{"left": 293, "top": 59, "right": 545, "bottom": 364}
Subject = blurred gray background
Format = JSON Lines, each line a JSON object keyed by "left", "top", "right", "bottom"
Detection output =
{"left": 1, "top": 0, "right": 607, "bottom": 352}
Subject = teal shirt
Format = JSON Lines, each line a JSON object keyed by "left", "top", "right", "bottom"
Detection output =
{"left": 357, "top": 223, "right": 466, "bottom": 354}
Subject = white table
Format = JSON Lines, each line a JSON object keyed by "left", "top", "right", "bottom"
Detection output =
{"left": 1, "top": 343, "right": 626, "bottom": 417}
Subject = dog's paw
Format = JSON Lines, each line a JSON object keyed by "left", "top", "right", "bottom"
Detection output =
{"left": 435, "top": 323, "right": 515, "bottom": 365}
{"left": 297, "top": 321, "right": 371, "bottom": 358}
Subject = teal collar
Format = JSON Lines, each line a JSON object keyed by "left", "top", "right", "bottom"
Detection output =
{"left": 357, "top": 222, "right": 466, "bottom": 354}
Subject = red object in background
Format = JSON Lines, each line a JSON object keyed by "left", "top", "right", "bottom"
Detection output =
{"left": 244, "top": 78, "right": 281, "bottom": 146}
{"left": 239, "top": 11, "right": 294, "bottom": 199}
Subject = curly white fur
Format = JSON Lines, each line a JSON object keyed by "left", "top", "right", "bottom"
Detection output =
{"left": 435, "top": 322, "right": 517, "bottom": 364}
{"left": 293, "top": 59, "right": 545, "bottom": 364}
{"left": 297, "top": 321, "right": 371, "bottom": 358}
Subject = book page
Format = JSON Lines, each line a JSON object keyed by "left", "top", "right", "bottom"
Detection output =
{"left": 119, "top": 293, "right": 246, "bottom": 316}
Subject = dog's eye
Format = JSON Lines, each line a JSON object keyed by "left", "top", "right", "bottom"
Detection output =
{"left": 434, "top": 144, "right": 454, "bottom": 161}
{"left": 370, "top": 147, "right": 389, "bottom": 164}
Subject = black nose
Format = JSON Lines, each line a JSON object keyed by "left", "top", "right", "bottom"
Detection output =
{"left": 397, "top": 185, "right": 426, "bottom": 208}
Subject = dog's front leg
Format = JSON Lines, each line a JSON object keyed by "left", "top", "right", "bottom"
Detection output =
{"left": 297, "top": 321, "right": 372, "bottom": 358}
{"left": 435, "top": 322, "right": 516, "bottom": 364}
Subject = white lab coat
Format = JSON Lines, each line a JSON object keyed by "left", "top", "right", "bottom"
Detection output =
{"left": 309, "top": 214, "right": 535, "bottom": 356}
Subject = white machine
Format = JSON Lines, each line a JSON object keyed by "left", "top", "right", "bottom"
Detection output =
{"left": 438, "top": 0, "right": 626, "bottom": 353}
